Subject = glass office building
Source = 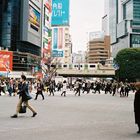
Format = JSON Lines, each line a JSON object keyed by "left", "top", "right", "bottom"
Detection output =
{"left": 109, "top": 0, "right": 118, "bottom": 44}
{"left": 109, "top": 0, "right": 140, "bottom": 57}
{"left": 0, "top": 0, "right": 42, "bottom": 72}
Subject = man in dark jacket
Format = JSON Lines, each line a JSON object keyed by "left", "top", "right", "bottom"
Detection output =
{"left": 134, "top": 82, "right": 140, "bottom": 134}
{"left": 34, "top": 79, "right": 45, "bottom": 100}
{"left": 11, "top": 75, "right": 37, "bottom": 118}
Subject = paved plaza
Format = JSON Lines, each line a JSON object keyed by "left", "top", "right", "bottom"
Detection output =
{"left": 0, "top": 91, "right": 140, "bottom": 140}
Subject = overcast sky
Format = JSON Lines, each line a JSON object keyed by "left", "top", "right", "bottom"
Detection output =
{"left": 70, "top": 0, "right": 105, "bottom": 52}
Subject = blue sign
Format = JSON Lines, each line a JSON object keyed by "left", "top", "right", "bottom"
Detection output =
{"left": 51, "top": 0, "right": 69, "bottom": 26}
{"left": 52, "top": 50, "right": 64, "bottom": 57}
{"left": 53, "top": 28, "right": 58, "bottom": 49}
{"left": 35, "top": 66, "right": 39, "bottom": 72}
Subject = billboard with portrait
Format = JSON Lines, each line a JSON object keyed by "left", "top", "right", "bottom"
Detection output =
{"left": 0, "top": 51, "right": 13, "bottom": 72}
{"left": 29, "top": 5, "right": 40, "bottom": 32}
{"left": 51, "top": 0, "right": 69, "bottom": 26}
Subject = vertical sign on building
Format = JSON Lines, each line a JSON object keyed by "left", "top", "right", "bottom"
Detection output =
{"left": 52, "top": 27, "right": 64, "bottom": 57}
{"left": 58, "top": 28, "right": 63, "bottom": 49}
{"left": 42, "top": 0, "right": 52, "bottom": 65}
{"left": 51, "top": 0, "right": 70, "bottom": 26}
{"left": 53, "top": 28, "right": 58, "bottom": 49}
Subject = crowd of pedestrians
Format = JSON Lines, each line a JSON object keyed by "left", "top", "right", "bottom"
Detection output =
{"left": 0, "top": 76, "right": 140, "bottom": 134}
{"left": 0, "top": 78, "right": 137, "bottom": 98}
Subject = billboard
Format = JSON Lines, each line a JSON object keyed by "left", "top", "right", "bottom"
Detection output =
{"left": 52, "top": 28, "right": 64, "bottom": 49}
{"left": 30, "top": 0, "right": 42, "bottom": 8}
{"left": 29, "top": 5, "right": 40, "bottom": 32}
{"left": 52, "top": 28, "right": 64, "bottom": 57}
{"left": 52, "top": 50, "right": 63, "bottom": 57}
{"left": 51, "top": 0, "right": 69, "bottom": 26}
{"left": 0, "top": 51, "right": 13, "bottom": 72}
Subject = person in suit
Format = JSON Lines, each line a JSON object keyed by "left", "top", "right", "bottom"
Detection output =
{"left": 11, "top": 75, "right": 37, "bottom": 118}
{"left": 134, "top": 82, "right": 140, "bottom": 134}
{"left": 34, "top": 79, "right": 45, "bottom": 100}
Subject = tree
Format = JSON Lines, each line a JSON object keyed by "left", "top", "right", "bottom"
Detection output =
{"left": 33, "top": 56, "right": 60, "bottom": 83}
{"left": 115, "top": 48, "right": 140, "bottom": 82}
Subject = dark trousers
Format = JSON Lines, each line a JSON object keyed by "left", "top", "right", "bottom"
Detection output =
{"left": 94, "top": 88, "right": 100, "bottom": 94}
{"left": 138, "top": 123, "right": 140, "bottom": 131}
{"left": 120, "top": 90, "right": 125, "bottom": 97}
{"left": 35, "top": 91, "right": 44, "bottom": 100}
{"left": 105, "top": 89, "right": 112, "bottom": 94}
{"left": 75, "top": 89, "right": 80, "bottom": 96}
{"left": 61, "top": 91, "right": 66, "bottom": 96}
{"left": 112, "top": 88, "right": 116, "bottom": 96}
{"left": 0, "top": 87, "right": 5, "bottom": 95}
{"left": 8, "top": 87, "right": 13, "bottom": 96}
{"left": 49, "top": 89, "right": 54, "bottom": 96}
{"left": 124, "top": 90, "right": 129, "bottom": 97}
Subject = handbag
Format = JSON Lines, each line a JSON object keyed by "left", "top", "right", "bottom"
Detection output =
{"left": 19, "top": 105, "right": 27, "bottom": 113}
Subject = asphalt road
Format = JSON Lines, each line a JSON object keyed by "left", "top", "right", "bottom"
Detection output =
{"left": 0, "top": 91, "right": 139, "bottom": 140}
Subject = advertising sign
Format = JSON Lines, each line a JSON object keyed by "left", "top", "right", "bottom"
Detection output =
{"left": 29, "top": 5, "right": 40, "bottom": 32}
{"left": 52, "top": 50, "right": 64, "bottom": 57}
{"left": 45, "top": 0, "right": 52, "bottom": 12}
{"left": 51, "top": 0, "right": 69, "bottom": 26}
{"left": 30, "top": 0, "right": 41, "bottom": 8}
{"left": 52, "top": 28, "right": 64, "bottom": 50}
{"left": 0, "top": 51, "right": 13, "bottom": 72}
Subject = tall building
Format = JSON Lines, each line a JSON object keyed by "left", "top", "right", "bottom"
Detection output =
{"left": 0, "top": 0, "right": 43, "bottom": 72}
{"left": 51, "top": 0, "right": 71, "bottom": 64}
{"left": 42, "top": 0, "right": 52, "bottom": 63}
{"left": 72, "top": 51, "right": 87, "bottom": 64}
{"left": 109, "top": 0, "right": 140, "bottom": 57}
{"left": 63, "top": 27, "right": 72, "bottom": 64}
{"left": 59, "top": 27, "right": 72, "bottom": 64}
{"left": 87, "top": 32, "right": 110, "bottom": 63}
{"left": 102, "top": 0, "right": 110, "bottom": 35}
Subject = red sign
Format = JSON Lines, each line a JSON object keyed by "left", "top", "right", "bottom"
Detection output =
{"left": 45, "top": 1, "right": 51, "bottom": 12}
{"left": 0, "top": 51, "right": 13, "bottom": 72}
{"left": 36, "top": 72, "right": 43, "bottom": 79}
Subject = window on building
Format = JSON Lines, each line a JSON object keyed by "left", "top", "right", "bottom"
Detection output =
{"left": 123, "top": 0, "right": 133, "bottom": 20}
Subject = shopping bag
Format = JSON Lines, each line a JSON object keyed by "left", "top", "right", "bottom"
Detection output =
{"left": 19, "top": 105, "right": 27, "bottom": 113}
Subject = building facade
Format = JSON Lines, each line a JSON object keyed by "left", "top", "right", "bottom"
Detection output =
{"left": 72, "top": 51, "right": 87, "bottom": 64}
{"left": 61, "top": 27, "right": 72, "bottom": 64}
{"left": 0, "top": 0, "right": 43, "bottom": 72}
{"left": 109, "top": 0, "right": 140, "bottom": 57}
{"left": 42, "top": 0, "right": 52, "bottom": 64}
{"left": 102, "top": 0, "right": 110, "bottom": 36}
{"left": 57, "top": 27, "right": 72, "bottom": 64}
{"left": 87, "top": 32, "right": 110, "bottom": 64}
